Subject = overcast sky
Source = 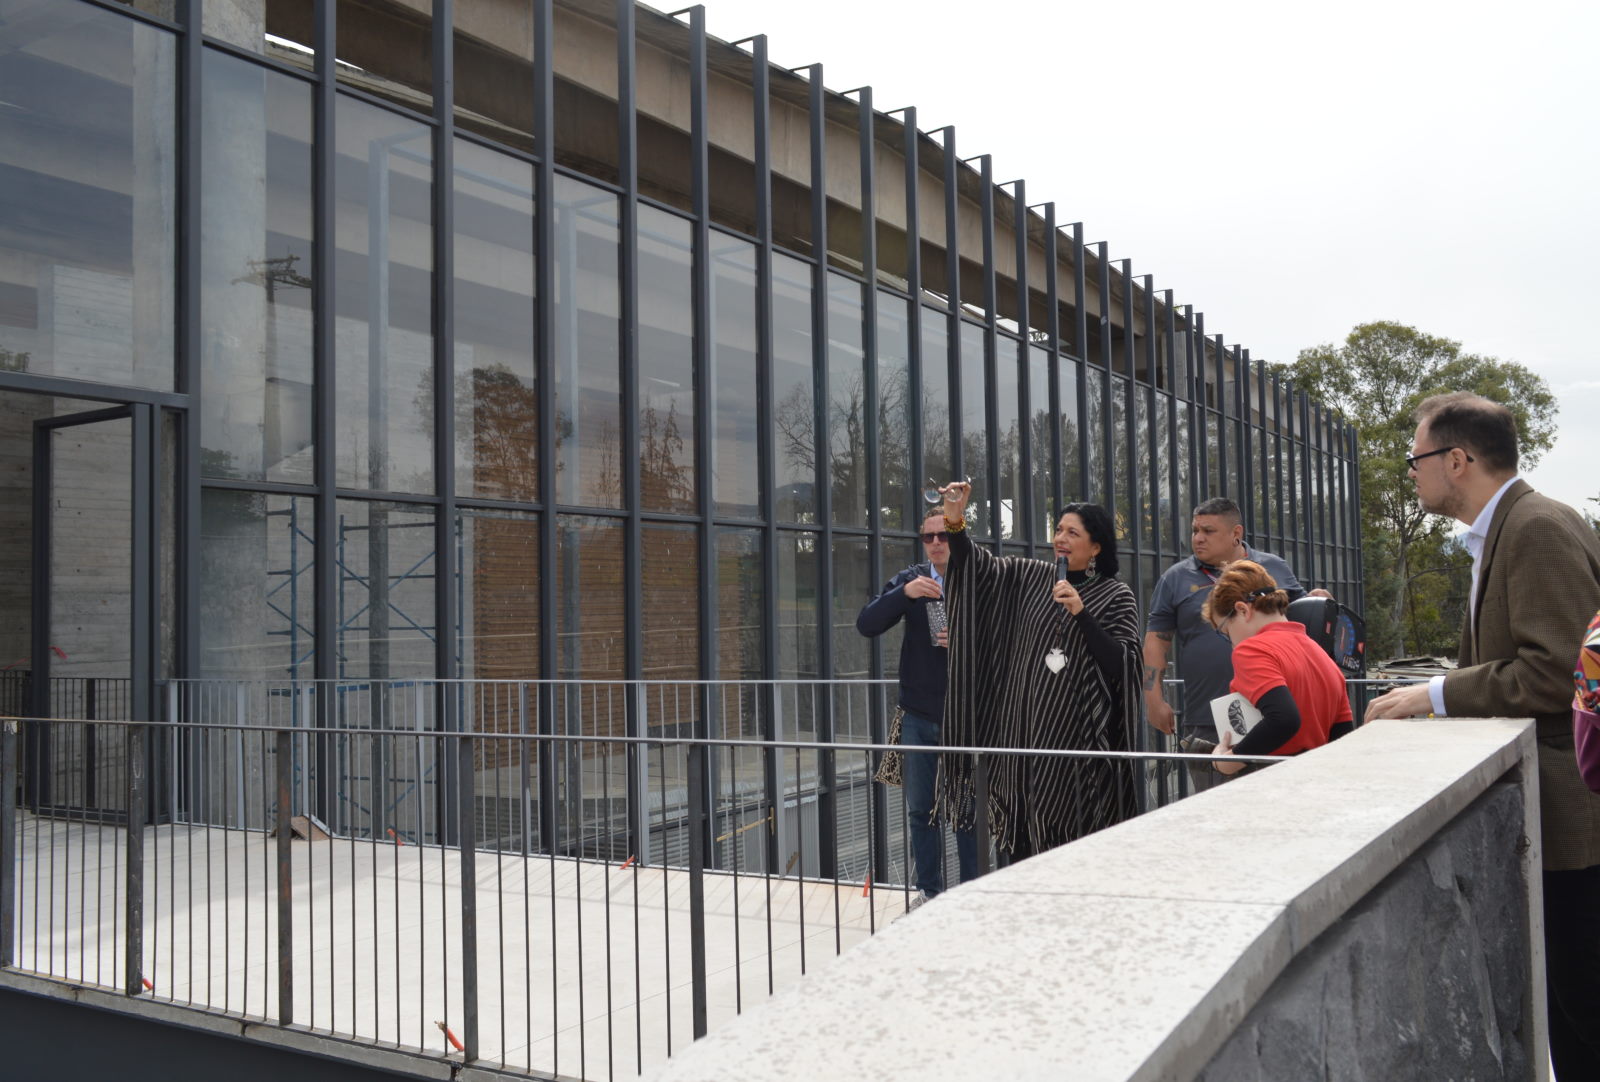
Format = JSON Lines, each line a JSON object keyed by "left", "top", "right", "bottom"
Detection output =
{"left": 699, "top": 0, "right": 1599, "bottom": 517}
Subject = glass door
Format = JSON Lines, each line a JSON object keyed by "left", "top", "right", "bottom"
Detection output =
{"left": 25, "top": 404, "right": 156, "bottom": 818}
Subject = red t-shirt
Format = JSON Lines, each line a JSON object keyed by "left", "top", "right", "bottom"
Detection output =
{"left": 1229, "top": 620, "right": 1353, "bottom": 756}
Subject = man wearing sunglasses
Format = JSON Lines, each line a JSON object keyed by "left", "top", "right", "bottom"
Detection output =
{"left": 856, "top": 511, "right": 978, "bottom": 904}
{"left": 1366, "top": 392, "right": 1600, "bottom": 1079}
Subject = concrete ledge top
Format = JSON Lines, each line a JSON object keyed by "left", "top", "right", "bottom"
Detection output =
{"left": 648, "top": 717, "right": 1537, "bottom": 1082}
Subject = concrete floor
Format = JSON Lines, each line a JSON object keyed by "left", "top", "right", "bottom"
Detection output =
{"left": 8, "top": 812, "right": 907, "bottom": 1079}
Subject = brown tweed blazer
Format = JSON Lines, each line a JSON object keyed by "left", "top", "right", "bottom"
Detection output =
{"left": 1442, "top": 479, "right": 1600, "bottom": 870}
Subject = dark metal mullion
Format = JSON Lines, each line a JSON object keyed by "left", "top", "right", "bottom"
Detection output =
{"left": 854, "top": 87, "right": 890, "bottom": 890}
{"left": 615, "top": 0, "right": 649, "bottom": 880}
{"left": 1119, "top": 261, "right": 1139, "bottom": 607}
{"left": 1270, "top": 372, "right": 1286, "bottom": 557}
{"left": 176, "top": 0, "right": 202, "bottom": 708}
{"left": 1298, "top": 391, "right": 1313, "bottom": 579}
{"left": 127, "top": 402, "right": 156, "bottom": 993}
{"left": 1192, "top": 312, "right": 1207, "bottom": 498}
{"left": 732, "top": 33, "right": 780, "bottom": 877}
{"left": 430, "top": 0, "right": 476, "bottom": 1060}
{"left": 311, "top": 0, "right": 338, "bottom": 839}
{"left": 0, "top": 371, "right": 187, "bottom": 408}
{"left": 1011, "top": 186, "right": 1030, "bottom": 547}
{"left": 1240, "top": 349, "right": 1255, "bottom": 536}
{"left": 1255, "top": 356, "right": 1269, "bottom": 549}
{"left": 897, "top": 107, "right": 923, "bottom": 514}
{"left": 1096, "top": 244, "right": 1113, "bottom": 513}
{"left": 1040, "top": 204, "right": 1062, "bottom": 523}
{"left": 974, "top": 156, "right": 999, "bottom": 550}
{"left": 801, "top": 64, "right": 837, "bottom": 880}
{"left": 1349, "top": 426, "right": 1364, "bottom": 614}
{"left": 1141, "top": 277, "right": 1157, "bottom": 561}
{"left": 533, "top": 0, "right": 558, "bottom": 856}
{"left": 1163, "top": 292, "right": 1181, "bottom": 565}
{"left": 941, "top": 129, "right": 962, "bottom": 487}
{"left": 1213, "top": 334, "right": 1228, "bottom": 498}
{"left": 681, "top": 4, "right": 714, "bottom": 1042}
{"left": 1071, "top": 223, "right": 1088, "bottom": 501}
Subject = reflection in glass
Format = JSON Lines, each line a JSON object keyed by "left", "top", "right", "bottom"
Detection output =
{"left": 458, "top": 509, "right": 539, "bottom": 679}
{"left": 334, "top": 96, "right": 434, "bottom": 493}
{"left": 1155, "top": 392, "right": 1174, "bottom": 548}
{"left": 772, "top": 255, "right": 815, "bottom": 521}
{"left": 200, "top": 490, "right": 314, "bottom": 681}
{"left": 1060, "top": 356, "right": 1082, "bottom": 504}
{"left": 553, "top": 177, "right": 621, "bottom": 508}
{"left": 638, "top": 207, "right": 696, "bottom": 514}
{"left": 827, "top": 273, "right": 867, "bottom": 527}
{"left": 716, "top": 528, "right": 763, "bottom": 679}
{"left": 1084, "top": 368, "right": 1106, "bottom": 506}
{"left": 711, "top": 236, "right": 759, "bottom": 518}
{"left": 1112, "top": 376, "right": 1130, "bottom": 541}
{"left": 201, "top": 50, "right": 313, "bottom": 483}
{"left": 831, "top": 537, "right": 871, "bottom": 680}
{"left": 642, "top": 523, "right": 699, "bottom": 679}
{"left": 335, "top": 500, "right": 436, "bottom": 679}
{"left": 959, "top": 321, "right": 987, "bottom": 535}
{"left": 876, "top": 297, "right": 913, "bottom": 531}
{"left": 776, "top": 532, "right": 818, "bottom": 679}
{"left": 454, "top": 140, "right": 536, "bottom": 502}
{"left": 554, "top": 514, "right": 623, "bottom": 677}
{"left": 995, "top": 341, "right": 1021, "bottom": 540}
{"left": 0, "top": 5, "right": 174, "bottom": 390}
{"left": 1028, "top": 346, "right": 1052, "bottom": 543}
{"left": 336, "top": 0, "right": 434, "bottom": 113}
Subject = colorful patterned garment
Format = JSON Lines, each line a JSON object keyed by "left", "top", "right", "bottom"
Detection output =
{"left": 1576, "top": 608, "right": 1600, "bottom": 794}
{"left": 1578, "top": 608, "right": 1600, "bottom": 712}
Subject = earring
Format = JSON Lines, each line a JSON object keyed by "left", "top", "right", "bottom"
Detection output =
{"left": 1086, "top": 555, "right": 1098, "bottom": 578}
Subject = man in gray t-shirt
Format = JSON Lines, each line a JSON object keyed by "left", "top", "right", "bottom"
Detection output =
{"left": 1143, "top": 497, "right": 1327, "bottom": 792}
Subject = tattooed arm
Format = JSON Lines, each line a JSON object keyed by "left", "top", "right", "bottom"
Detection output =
{"left": 1141, "top": 630, "right": 1176, "bottom": 734}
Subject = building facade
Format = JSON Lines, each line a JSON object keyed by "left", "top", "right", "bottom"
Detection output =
{"left": 1, "top": 0, "right": 1361, "bottom": 753}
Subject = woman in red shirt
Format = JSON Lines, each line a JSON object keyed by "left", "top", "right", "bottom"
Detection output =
{"left": 1203, "top": 560, "right": 1353, "bottom": 775}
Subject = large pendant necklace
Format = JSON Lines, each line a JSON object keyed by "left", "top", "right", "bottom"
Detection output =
{"left": 1045, "top": 647, "right": 1066, "bottom": 673}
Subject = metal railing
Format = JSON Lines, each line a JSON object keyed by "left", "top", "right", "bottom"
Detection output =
{"left": 1, "top": 676, "right": 1418, "bottom": 1079}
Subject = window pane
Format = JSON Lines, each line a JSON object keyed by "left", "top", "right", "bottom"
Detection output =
{"left": 716, "top": 527, "right": 763, "bottom": 679}
{"left": 458, "top": 509, "right": 539, "bottom": 679}
{"left": 827, "top": 273, "right": 867, "bottom": 527}
{"left": 0, "top": 5, "right": 174, "bottom": 390}
{"left": 996, "top": 341, "right": 1021, "bottom": 540}
{"left": 454, "top": 139, "right": 536, "bottom": 502}
{"left": 776, "top": 531, "right": 818, "bottom": 679}
{"left": 876, "top": 295, "right": 912, "bottom": 531}
{"left": 773, "top": 254, "right": 815, "bottom": 522}
{"left": 711, "top": 235, "right": 759, "bottom": 518}
{"left": 1084, "top": 367, "right": 1106, "bottom": 506}
{"left": 200, "top": 490, "right": 314, "bottom": 681}
{"left": 638, "top": 206, "right": 695, "bottom": 514}
{"left": 1112, "top": 376, "right": 1130, "bottom": 542}
{"left": 1028, "top": 345, "right": 1052, "bottom": 544}
{"left": 642, "top": 523, "right": 699, "bottom": 678}
{"left": 553, "top": 176, "right": 621, "bottom": 508}
{"left": 554, "top": 514, "right": 622, "bottom": 679}
{"left": 336, "top": 500, "right": 436, "bottom": 678}
{"left": 201, "top": 49, "right": 313, "bottom": 483}
{"left": 831, "top": 537, "right": 871, "bottom": 681}
{"left": 1060, "top": 356, "right": 1082, "bottom": 504}
{"left": 335, "top": 96, "right": 434, "bottom": 493}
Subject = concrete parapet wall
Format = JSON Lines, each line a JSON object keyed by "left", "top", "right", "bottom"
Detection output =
{"left": 649, "top": 718, "right": 1545, "bottom": 1082}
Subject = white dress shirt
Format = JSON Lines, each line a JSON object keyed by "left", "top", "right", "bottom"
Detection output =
{"left": 1428, "top": 475, "right": 1520, "bottom": 716}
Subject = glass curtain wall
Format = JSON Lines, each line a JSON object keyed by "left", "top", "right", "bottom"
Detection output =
{"left": 10, "top": 3, "right": 1364, "bottom": 851}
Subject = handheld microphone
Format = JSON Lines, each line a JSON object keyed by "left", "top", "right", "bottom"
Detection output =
{"left": 1056, "top": 556, "right": 1070, "bottom": 582}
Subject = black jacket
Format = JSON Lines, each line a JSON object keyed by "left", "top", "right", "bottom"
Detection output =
{"left": 856, "top": 563, "right": 947, "bottom": 723}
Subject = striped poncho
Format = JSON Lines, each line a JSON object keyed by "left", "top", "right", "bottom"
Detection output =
{"left": 936, "top": 528, "right": 1141, "bottom": 854}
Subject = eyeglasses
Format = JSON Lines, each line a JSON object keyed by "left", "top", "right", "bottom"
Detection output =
{"left": 920, "top": 531, "right": 951, "bottom": 544}
{"left": 1404, "top": 446, "right": 1474, "bottom": 471}
{"left": 1212, "top": 611, "right": 1235, "bottom": 635}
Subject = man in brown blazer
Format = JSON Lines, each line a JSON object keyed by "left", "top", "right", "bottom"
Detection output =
{"left": 1367, "top": 392, "right": 1600, "bottom": 1079}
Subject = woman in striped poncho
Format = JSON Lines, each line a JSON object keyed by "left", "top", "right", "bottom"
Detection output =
{"left": 934, "top": 482, "right": 1140, "bottom": 860}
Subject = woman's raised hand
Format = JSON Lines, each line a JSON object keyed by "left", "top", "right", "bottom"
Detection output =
{"left": 941, "top": 480, "right": 971, "bottom": 520}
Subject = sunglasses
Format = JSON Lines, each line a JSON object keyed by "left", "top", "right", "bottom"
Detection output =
{"left": 920, "top": 531, "right": 951, "bottom": 544}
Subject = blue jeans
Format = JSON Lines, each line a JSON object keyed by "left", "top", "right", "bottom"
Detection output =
{"left": 900, "top": 711, "right": 978, "bottom": 896}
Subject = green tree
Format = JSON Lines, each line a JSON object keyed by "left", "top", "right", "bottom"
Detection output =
{"left": 1285, "top": 321, "right": 1557, "bottom": 658}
